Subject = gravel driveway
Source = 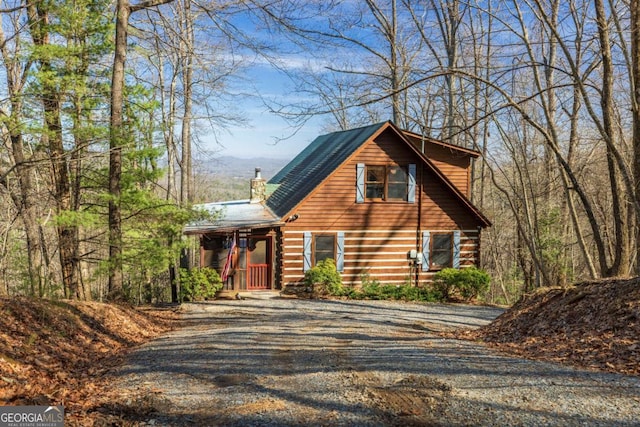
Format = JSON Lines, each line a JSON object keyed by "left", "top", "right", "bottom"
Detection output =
{"left": 110, "top": 298, "right": 640, "bottom": 426}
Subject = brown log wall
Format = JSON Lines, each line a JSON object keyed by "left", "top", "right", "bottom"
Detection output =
{"left": 404, "top": 133, "right": 473, "bottom": 197}
{"left": 280, "top": 228, "right": 480, "bottom": 288}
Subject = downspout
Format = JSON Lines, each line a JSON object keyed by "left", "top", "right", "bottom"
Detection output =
{"left": 416, "top": 164, "right": 424, "bottom": 288}
{"left": 416, "top": 132, "right": 426, "bottom": 287}
{"left": 477, "top": 225, "right": 482, "bottom": 268}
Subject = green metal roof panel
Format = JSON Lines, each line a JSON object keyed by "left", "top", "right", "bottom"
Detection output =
{"left": 265, "top": 183, "right": 280, "bottom": 197}
{"left": 266, "top": 122, "right": 386, "bottom": 217}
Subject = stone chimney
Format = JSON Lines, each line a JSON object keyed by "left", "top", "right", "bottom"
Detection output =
{"left": 250, "top": 167, "right": 266, "bottom": 203}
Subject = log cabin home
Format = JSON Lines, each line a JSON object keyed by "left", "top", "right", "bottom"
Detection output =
{"left": 184, "top": 121, "right": 491, "bottom": 294}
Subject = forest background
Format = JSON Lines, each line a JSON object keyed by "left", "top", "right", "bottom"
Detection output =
{"left": 2, "top": 0, "right": 640, "bottom": 305}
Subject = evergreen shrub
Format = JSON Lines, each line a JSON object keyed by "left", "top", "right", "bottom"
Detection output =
{"left": 433, "top": 267, "right": 490, "bottom": 301}
{"left": 179, "top": 268, "right": 223, "bottom": 301}
{"left": 304, "top": 258, "right": 344, "bottom": 296}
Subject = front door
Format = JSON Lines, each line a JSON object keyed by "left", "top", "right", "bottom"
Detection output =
{"left": 247, "top": 236, "right": 271, "bottom": 290}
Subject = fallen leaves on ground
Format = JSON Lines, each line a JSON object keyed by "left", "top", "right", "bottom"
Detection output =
{"left": 451, "top": 277, "right": 640, "bottom": 376}
{"left": 0, "top": 297, "right": 179, "bottom": 425}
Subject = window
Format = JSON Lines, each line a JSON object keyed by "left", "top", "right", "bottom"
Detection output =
{"left": 357, "top": 163, "right": 415, "bottom": 203}
{"left": 365, "top": 166, "right": 386, "bottom": 199}
{"left": 431, "top": 233, "right": 452, "bottom": 269}
{"left": 303, "top": 232, "right": 345, "bottom": 272}
{"left": 422, "top": 230, "right": 460, "bottom": 272}
{"left": 314, "top": 234, "right": 336, "bottom": 265}
{"left": 387, "top": 166, "right": 409, "bottom": 200}
{"left": 366, "top": 165, "right": 408, "bottom": 201}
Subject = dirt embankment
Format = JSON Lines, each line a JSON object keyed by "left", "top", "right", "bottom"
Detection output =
{"left": 459, "top": 277, "right": 640, "bottom": 376}
{"left": 0, "top": 297, "right": 178, "bottom": 424}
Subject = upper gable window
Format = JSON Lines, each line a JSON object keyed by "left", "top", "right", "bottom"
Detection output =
{"left": 365, "top": 165, "right": 409, "bottom": 201}
{"left": 357, "top": 163, "right": 416, "bottom": 204}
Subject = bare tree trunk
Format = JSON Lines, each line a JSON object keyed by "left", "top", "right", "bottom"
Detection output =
{"left": 108, "top": 0, "right": 130, "bottom": 300}
{"left": 48, "top": 89, "right": 79, "bottom": 299}
{"left": 4, "top": 133, "right": 46, "bottom": 295}
{"left": 160, "top": 48, "right": 179, "bottom": 202}
{"left": 389, "top": 0, "right": 399, "bottom": 124}
{"left": 364, "top": 0, "right": 409, "bottom": 127}
{"left": 594, "top": 0, "right": 631, "bottom": 276}
{"left": 0, "top": 17, "right": 45, "bottom": 294}
{"left": 504, "top": 0, "right": 619, "bottom": 279}
{"left": 27, "top": 0, "right": 79, "bottom": 298}
{"left": 146, "top": 12, "right": 180, "bottom": 203}
{"left": 71, "top": 85, "right": 90, "bottom": 299}
{"left": 564, "top": 88, "right": 598, "bottom": 278}
{"left": 436, "top": 0, "right": 461, "bottom": 143}
{"left": 460, "top": 0, "right": 493, "bottom": 204}
{"left": 0, "top": 17, "right": 45, "bottom": 292}
{"left": 167, "top": 74, "right": 178, "bottom": 201}
{"left": 630, "top": 0, "right": 640, "bottom": 275}
{"left": 180, "top": 0, "right": 194, "bottom": 205}
{"left": 109, "top": 0, "right": 175, "bottom": 300}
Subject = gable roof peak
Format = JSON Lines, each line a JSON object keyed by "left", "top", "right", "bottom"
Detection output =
{"left": 265, "top": 121, "right": 489, "bottom": 227}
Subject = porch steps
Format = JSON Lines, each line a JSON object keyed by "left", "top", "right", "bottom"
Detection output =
{"left": 217, "top": 290, "right": 282, "bottom": 300}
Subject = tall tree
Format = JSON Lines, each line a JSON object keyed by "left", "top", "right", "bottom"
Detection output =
{"left": 108, "top": 0, "right": 173, "bottom": 299}
{"left": 28, "top": 0, "right": 77, "bottom": 298}
{"left": 179, "top": 0, "right": 194, "bottom": 205}
{"left": 0, "top": 8, "right": 47, "bottom": 295}
{"left": 631, "top": 0, "right": 640, "bottom": 274}
{"left": 63, "top": 0, "right": 113, "bottom": 299}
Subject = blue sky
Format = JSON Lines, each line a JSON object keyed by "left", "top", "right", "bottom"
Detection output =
{"left": 194, "top": 6, "right": 360, "bottom": 161}
{"left": 202, "top": 29, "right": 327, "bottom": 160}
{"left": 209, "top": 64, "right": 324, "bottom": 160}
{"left": 209, "top": 101, "right": 322, "bottom": 160}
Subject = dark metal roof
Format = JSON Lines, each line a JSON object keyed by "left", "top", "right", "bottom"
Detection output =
{"left": 266, "top": 122, "right": 386, "bottom": 217}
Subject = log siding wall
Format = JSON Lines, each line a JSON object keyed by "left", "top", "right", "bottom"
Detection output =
{"left": 280, "top": 228, "right": 480, "bottom": 288}
{"left": 404, "top": 133, "right": 474, "bottom": 197}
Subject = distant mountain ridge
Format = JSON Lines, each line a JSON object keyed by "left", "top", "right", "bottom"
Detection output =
{"left": 199, "top": 156, "right": 290, "bottom": 180}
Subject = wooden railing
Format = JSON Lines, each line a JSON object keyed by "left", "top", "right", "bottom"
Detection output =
{"left": 248, "top": 264, "right": 269, "bottom": 289}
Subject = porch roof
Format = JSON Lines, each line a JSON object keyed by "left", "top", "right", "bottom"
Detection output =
{"left": 183, "top": 199, "right": 282, "bottom": 235}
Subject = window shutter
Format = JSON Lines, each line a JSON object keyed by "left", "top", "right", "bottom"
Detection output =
{"left": 408, "top": 164, "right": 416, "bottom": 203}
{"left": 356, "top": 163, "right": 365, "bottom": 203}
{"left": 453, "top": 230, "right": 461, "bottom": 269}
{"left": 303, "top": 232, "right": 312, "bottom": 272}
{"left": 336, "top": 232, "right": 345, "bottom": 272}
{"left": 422, "top": 231, "right": 430, "bottom": 272}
